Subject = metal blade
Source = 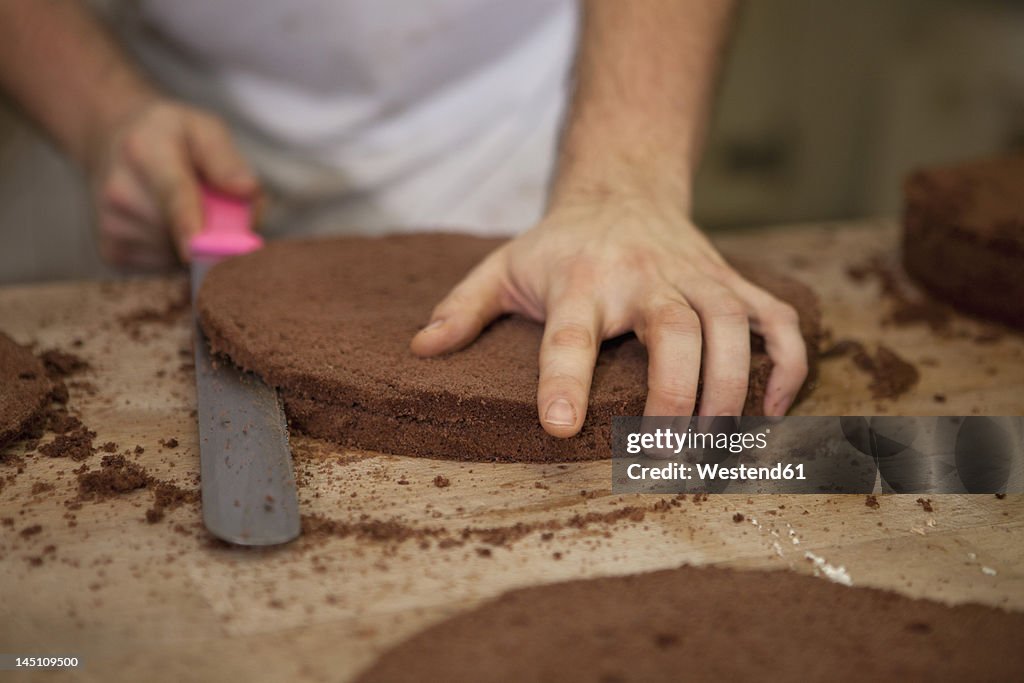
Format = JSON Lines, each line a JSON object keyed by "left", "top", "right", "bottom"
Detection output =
{"left": 191, "top": 259, "right": 300, "bottom": 546}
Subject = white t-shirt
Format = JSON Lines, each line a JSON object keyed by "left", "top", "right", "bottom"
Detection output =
{"left": 111, "top": 0, "right": 578, "bottom": 236}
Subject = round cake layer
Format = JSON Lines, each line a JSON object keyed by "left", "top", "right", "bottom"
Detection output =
{"left": 903, "top": 154, "right": 1024, "bottom": 328}
{"left": 197, "top": 234, "right": 820, "bottom": 461}
{"left": 0, "top": 332, "right": 52, "bottom": 448}
{"left": 355, "top": 564, "right": 1024, "bottom": 683}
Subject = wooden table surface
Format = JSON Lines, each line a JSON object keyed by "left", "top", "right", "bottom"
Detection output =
{"left": 1, "top": 220, "right": 1022, "bottom": 683}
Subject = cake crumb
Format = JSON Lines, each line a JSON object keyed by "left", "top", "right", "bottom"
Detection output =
{"left": 40, "top": 349, "right": 90, "bottom": 377}
{"left": 20, "top": 524, "right": 42, "bottom": 538}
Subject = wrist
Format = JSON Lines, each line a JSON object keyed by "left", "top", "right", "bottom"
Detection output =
{"left": 76, "top": 79, "right": 162, "bottom": 172}
{"left": 548, "top": 154, "right": 694, "bottom": 217}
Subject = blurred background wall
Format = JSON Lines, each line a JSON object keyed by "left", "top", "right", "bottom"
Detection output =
{"left": 694, "top": 0, "right": 1024, "bottom": 227}
{"left": 1, "top": 0, "right": 1023, "bottom": 283}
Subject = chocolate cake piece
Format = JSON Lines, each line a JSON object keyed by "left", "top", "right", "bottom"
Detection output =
{"left": 353, "top": 564, "right": 1024, "bottom": 683}
{"left": 198, "top": 234, "right": 821, "bottom": 461}
{"left": 0, "top": 332, "right": 52, "bottom": 448}
{"left": 903, "top": 154, "right": 1024, "bottom": 328}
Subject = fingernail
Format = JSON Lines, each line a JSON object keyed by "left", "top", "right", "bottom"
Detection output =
{"left": 544, "top": 399, "right": 576, "bottom": 427}
{"left": 420, "top": 319, "right": 444, "bottom": 333}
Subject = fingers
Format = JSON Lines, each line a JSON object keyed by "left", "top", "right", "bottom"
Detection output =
{"left": 185, "top": 113, "right": 259, "bottom": 195}
{"left": 96, "top": 167, "right": 175, "bottom": 268}
{"left": 729, "top": 278, "right": 808, "bottom": 416}
{"left": 118, "top": 106, "right": 259, "bottom": 264}
{"left": 410, "top": 250, "right": 507, "bottom": 357}
{"left": 536, "top": 297, "right": 601, "bottom": 438}
{"left": 683, "top": 279, "right": 751, "bottom": 417}
{"left": 758, "top": 302, "right": 808, "bottom": 416}
{"left": 98, "top": 165, "right": 160, "bottom": 226}
{"left": 96, "top": 211, "right": 176, "bottom": 269}
{"left": 637, "top": 296, "right": 702, "bottom": 418}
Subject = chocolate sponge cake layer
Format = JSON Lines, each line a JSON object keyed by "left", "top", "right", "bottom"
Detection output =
{"left": 197, "top": 234, "right": 820, "bottom": 461}
{"left": 0, "top": 332, "right": 52, "bottom": 449}
{"left": 354, "top": 564, "right": 1024, "bottom": 683}
{"left": 903, "top": 154, "right": 1024, "bottom": 328}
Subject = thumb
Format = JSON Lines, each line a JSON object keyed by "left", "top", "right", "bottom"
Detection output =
{"left": 411, "top": 250, "right": 507, "bottom": 357}
{"left": 185, "top": 112, "right": 259, "bottom": 197}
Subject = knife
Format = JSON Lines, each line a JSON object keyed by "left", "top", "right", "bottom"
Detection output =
{"left": 189, "top": 189, "right": 300, "bottom": 546}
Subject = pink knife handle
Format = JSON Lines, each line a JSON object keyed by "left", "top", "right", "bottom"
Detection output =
{"left": 189, "top": 188, "right": 263, "bottom": 258}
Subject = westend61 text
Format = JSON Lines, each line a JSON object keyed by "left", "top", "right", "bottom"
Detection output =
{"left": 626, "top": 462, "right": 807, "bottom": 482}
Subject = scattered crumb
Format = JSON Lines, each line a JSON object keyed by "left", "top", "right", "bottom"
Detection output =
{"left": 823, "top": 340, "right": 919, "bottom": 400}
{"left": 39, "top": 424, "right": 96, "bottom": 461}
{"left": 20, "top": 524, "right": 43, "bottom": 538}
{"left": 40, "top": 349, "right": 90, "bottom": 378}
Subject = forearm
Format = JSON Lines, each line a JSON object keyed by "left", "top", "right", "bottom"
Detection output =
{"left": 552, "top": 0, "right": 736, "bottom": 211}
{"left": 0, "top": 0, "right": 158, "bottom": 169}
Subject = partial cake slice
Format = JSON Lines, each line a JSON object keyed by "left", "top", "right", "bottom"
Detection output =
{"left": 903, "top": 154, "right": 1024, "bottom": 328}
{"left": 0, "top": 332, "right": 52, "bottom": 449}
{"left": 354, "top": 564, "right": 1024, "bottom": 683}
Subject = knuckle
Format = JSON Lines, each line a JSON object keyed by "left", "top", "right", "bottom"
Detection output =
{"left": 648, "top": 303, "right": 700, "bottom": 337}
{"left": 624, "top": 248, "right": 657, "bottom": 272}
{"left": 563, "top": 260, "right": 597, "bottom": 288}
{"left": 549, "top": 323, "right": 594, "bottom": 351}
{"left": 648, "top": 382, "right": 698, "bottom": 409}
{"left": 99, "top": 177, "right": 128, "bottom": 210}
{"left": 540, "top": 370, "right": 588, "bottom": 396}
{"left": 710, "top": 296, "right": 748, "bottom": 324}
{"left": 151, "top": 101, "right": 188, "bottom": 128}
{"left": 702, "top": 259, "right": 734, "bottom": 282}
{"left": 716, "top": 376, "right": 750, "bottom": 398}
{"left": 193, "top": 112, "right": 231, "bottom": 140}
{"left": 119, "top": 131, "right": 147, "bottom": 164}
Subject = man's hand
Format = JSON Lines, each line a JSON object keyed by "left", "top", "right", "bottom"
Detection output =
{"left": 412, "top": 0, "right": 807, "bottom": 435}
{"left": 411, "top": 195, "right": 808, "bottom": 436}
{"left": 0, "top": 1, "right": 258, "bottom": 268}
{"left": 412, "top": 0, "right": 806, "bottom": 436}
{"left": 86, "top": 98, "right": 258, "bottom": 268}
